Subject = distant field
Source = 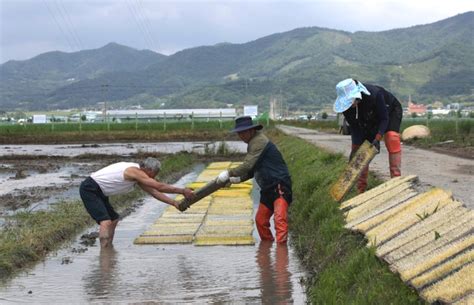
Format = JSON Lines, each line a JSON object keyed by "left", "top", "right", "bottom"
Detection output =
{"left": 1, "top": 118, "right": 471, "bottom": 149}
{"left": 0, "top": 119, "right": 274, "bottom": 144}
{"left": 0, "top": 119, "right": 233, "bottom": 133}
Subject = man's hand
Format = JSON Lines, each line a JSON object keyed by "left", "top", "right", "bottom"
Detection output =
{"left": 229, "top": 176, "right": 241, "bottom": 184}
{"left": 171, "top": 200, "right": 180, "bottom": 210}
{"left": 216, "top": 170, "right": 229, "bottom": 183}
{"left": 183, "top": 188, "right": 195, "bottom": 200}
{"left": 372, "top": 139, "right": 380, "bottom": 153}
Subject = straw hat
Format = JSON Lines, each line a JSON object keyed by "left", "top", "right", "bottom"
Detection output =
{"left": 230, "top": 116, "right": 263, "bottom": 133}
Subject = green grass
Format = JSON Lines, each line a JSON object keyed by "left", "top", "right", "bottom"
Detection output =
{"left": 0, "top": 153, "right": 195, "bottom": 280}
{"left": 0, "top": 120, "right": 234, "bottom": 143}
{"left": 0, "top": 201, "right": 92, "bottom": 279}
{"left": 0, "top": 119, "right": 276, "bottom": 144}
{"left": 402, "top": 118, "right": 473, "bottom": 147}
{"left": 269, "top": 130, "right": 424, "bottom": 305}
{"left": 0, "top": 120, "right": 234, "bottom": 134}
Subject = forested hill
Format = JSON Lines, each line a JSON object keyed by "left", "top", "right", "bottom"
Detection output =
{"left": 1, "top": 12, "right": 472, "bottom": 111}
{"left": 0, "top": 43, "right": 166, "bottom": 110}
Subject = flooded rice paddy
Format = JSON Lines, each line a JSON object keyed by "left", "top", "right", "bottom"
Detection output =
{"left": 0, "top": 142, "right": 306, "bottom": 303}
{"left": 0, "top": 141, "right": 247, "bottom": 157}
{"left": 0, "top": 141, "right": 246, "bottom": 218}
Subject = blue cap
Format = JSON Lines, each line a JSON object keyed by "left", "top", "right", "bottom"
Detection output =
{"left": 333, "top": 79, "right": 371, "bottom": 113}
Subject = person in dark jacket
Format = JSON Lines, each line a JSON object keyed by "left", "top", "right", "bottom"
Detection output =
{"left": 334, "top": 78, "right": 403, "bottom": 193}
{"left": 216, "top": 116, "right": 292, "bottom": 243}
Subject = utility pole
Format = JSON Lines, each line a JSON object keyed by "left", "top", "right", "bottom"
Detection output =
{"left": 101, "top": 84, "right": 109, "bottom": 123}
{"left": 269, "top": 97, "right": 275, "bottom": 120}
{"left": 279, "top": 88, "right": 283, "bottom": 119}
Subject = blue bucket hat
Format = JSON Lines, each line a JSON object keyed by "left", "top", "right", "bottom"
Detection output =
{"left": 230, "top": 116, "right": 263, "bottom": 133}
{"left": 333, "top": 79, "right": 371, "bottom": 113}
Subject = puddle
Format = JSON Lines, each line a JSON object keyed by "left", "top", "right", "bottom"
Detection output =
{"left": 0, "top": 167, "right": 76, "bottom": 197}
{"left": 0, "top": 172, "right": 11, "bottom": 185}
{"left": 0, "top": 167, "right": 306, "bottom": 303}
{"left": 0, "top": 141, "right": 247, "bottom": 157}
{"left": 0, "top": 163, "right": 90, "bottom": 222}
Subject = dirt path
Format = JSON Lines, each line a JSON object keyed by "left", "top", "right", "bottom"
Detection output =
{"left": 277, "top": 125, "right": 473, "bottom": 209}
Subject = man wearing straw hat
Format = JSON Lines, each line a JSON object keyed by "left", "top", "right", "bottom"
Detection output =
{"left": 216, "top": 116, "right": 292, "bottom": 243}
{"left": 334, "top": 78, "right": 403, "bottom": 193}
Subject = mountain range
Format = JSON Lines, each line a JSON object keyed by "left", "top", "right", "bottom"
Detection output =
{"left": 1, "top": 11, "right": 472, "bottom": 111}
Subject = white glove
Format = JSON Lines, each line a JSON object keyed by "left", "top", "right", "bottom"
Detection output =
{"left": 229, "top": 176, "right": 241, "bottom": 184}
{"left": 216, "top": 170, "right": 229, "bottom": 183}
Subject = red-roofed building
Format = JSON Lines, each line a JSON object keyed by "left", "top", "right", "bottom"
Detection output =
{"left": 406, "top": 95, "right": 427, "bottom": 116}
{"left": 407, "top": 102, "right": 427, "bottom": 115}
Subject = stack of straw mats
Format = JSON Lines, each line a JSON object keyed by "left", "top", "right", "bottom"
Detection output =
{"left": 340, "top": 175, "right": 473, "bottom": 304}
{"left": 135, "top": 162, "right": 255, "bottom": 246}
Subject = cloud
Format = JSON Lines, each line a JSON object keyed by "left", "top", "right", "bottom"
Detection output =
{"left": 1, "top": 0, "right": 472, "bottom": 63}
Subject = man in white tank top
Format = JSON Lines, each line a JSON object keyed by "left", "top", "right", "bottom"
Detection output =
{"left": 80, "top": 157, "right": 194, "bottom": 248}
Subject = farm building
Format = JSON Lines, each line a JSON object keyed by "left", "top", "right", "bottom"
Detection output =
{"left": 105, "top": 108, "right": 237, "bottom": 120}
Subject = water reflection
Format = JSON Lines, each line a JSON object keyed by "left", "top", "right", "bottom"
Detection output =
{"left": 84, "top": 246, "right": 118, "bottom": 299}
{"left": 257, "top": 241, "right": 293, "bottom": 305}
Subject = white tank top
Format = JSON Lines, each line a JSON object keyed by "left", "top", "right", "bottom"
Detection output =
{"left": 91, "top": 162, "right": 139, "bottom": 196}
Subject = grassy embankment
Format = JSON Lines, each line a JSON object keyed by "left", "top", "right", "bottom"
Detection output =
{"left": 269, "top": 130, "right": 424, "bottom": 304}
{"left": 0, "top": 153, "right": 195, "bottom": 281}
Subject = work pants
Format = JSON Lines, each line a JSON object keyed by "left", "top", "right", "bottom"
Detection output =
{"left": 255, "top": 197, "right": 289, "bottom": 243}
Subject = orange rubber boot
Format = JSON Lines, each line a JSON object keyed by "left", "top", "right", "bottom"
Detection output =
{"left": 256, "top": 203, "right": 274, "bottom": 241}
{"left": 389, "top": 152, "right": 402, "bottom": 177}
{"left": 274, "top": 198, "right": 289, "bottom": 243}
{"left": 385, "top": 131, "right": 402, "bottom": 177}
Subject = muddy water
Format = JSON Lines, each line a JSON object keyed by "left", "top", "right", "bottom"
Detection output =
{"left": 0, "top": 162, "right": 99, "bottom": 226}
{"left": 0, "top": 141, "right": 247, "bottom": 157}
{"left": 0, "top": 166, "right": 77, "bottom": 197}
{"left": 0, "top": 169, "right": 306, "bottom": 304}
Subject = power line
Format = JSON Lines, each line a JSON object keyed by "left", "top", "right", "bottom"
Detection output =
{"left": 125, "top": 0, "right": 154, "bottom": 50}
{"left": 41, "top": 0, "right": 76, "bottom": 52}
{"left": 51, "top": 0, "right": 81, "bottom": 51}
{"left": 135, "top": 0, "right": 158, "bottom": 51}
{"left": 55, "top": 0, "right": 84, "bottom": 50}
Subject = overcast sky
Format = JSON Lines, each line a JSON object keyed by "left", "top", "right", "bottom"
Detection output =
{"left": 0, "top": 0, "right": 472, "bottom": 63}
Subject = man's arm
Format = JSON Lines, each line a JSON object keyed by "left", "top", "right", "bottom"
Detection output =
{"left": 124, "top": 167, "right": 194, "bottom": 199}
{"left": 228, "top": 132, "right": 268, "bottom": 179}
{"left": 138, "top": 183, "right": 179, "bottom": 208}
